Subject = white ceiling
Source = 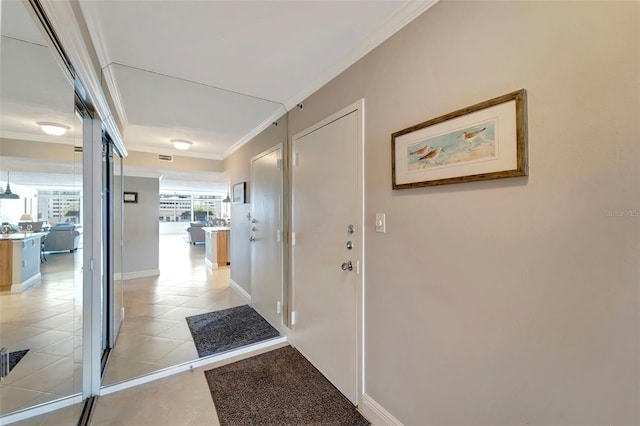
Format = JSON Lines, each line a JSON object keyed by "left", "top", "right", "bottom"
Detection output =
{"left": 79, "top": 0, "right": 435, "bottom": 159}
{"left": 1, "top": 0, "right": 435, "bottom": 192}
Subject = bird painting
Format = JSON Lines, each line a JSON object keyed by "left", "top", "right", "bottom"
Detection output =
{"left": 409, "top": 145, "right": 432, "bottom": 156}
{"left": 418, "top": 146, "right": 443, "bottom": 167}
{"left": 458, "top": 127, "right": 486, "bottom": 150}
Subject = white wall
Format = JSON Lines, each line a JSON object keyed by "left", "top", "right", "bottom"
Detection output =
{"left": 123, "top": 176, "right": 159, "bottom": 277}
{"left": 288, "top": 1, "right": 639, "bottom": 425}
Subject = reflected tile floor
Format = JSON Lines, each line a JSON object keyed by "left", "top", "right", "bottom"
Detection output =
{"left": 103, "top": 233, "right": 248, "bottom": 385}
{"left": 0, "top": 250, "right": 83, "bottom": 415}
{"left": 1, "top": 233, "right": 247, "bottom": 417}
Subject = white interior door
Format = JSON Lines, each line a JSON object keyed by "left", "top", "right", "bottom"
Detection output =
{"left": 292, "top": 101, "right": 363, "bottom": 405}
{"left": 250, "top": 144, "right": 283, "bottom": 331}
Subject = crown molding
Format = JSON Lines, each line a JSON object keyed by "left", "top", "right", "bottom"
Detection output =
{"left": 282, "top": 0, "right": 439, "bottom": 111}
{"left": 221, "top": 104, "right": 287, "bottom": 159}
{"left": 77, "top": 0, "right": 130, "bottom": 130}
{"left": 36, "top": 0, "right": 128, "bottom": 157}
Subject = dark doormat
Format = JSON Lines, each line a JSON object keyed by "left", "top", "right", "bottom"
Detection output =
{"left": 204, "top": 346, "right": 369, "bottom": 426}
{"left": 186, "top": 305, "right": 279, "bottom": 358}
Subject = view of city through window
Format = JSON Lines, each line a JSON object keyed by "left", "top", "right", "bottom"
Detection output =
{"left": 159, "top": 193, "right": 222, "bottom": 223}
{"left": 37, "top": 190, "right": 82, "bottom": 224}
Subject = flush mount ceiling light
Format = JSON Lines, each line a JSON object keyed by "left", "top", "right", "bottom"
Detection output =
{"left": 37, "top": 122, "right": 70, "bottom": 136}
{"left": 170, "top": 139, "right": 193, "bottom": 150}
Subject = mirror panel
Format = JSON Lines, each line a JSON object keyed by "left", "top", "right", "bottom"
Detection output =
{"left": 100, "top": 64, "right": 287, "bottom": 385}
{"left": 0, "top": 1, "right": 82, "bottom": 418}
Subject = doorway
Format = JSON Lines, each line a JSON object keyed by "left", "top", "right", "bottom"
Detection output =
{"left": 291, "top": 100, "right": 364, "bottom": 404}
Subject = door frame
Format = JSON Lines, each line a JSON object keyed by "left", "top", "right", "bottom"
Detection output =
{"left": 290, "top": 98, "right": 365, "bottom": 404}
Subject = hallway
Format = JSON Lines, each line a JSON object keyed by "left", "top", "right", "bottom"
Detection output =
{"left": 1, "top": 233, "right": 249, "bottom": 418}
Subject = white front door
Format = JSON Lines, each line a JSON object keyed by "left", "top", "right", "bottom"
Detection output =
{"left": 250, "top": 144, "right": 283, "bottom": 331}
{"left": 292, "top": 100, "right": 363, "bottom": 405}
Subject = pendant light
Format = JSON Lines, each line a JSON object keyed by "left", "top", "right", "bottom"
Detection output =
{"left": 0, "top": 172, "right": 19, "bottom": 199}
{"left": 222, "top": 192, "right": 231, "bottom": 203}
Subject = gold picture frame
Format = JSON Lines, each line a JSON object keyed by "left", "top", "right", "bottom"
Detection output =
{"left": 392, "top": 89, "right": 527, "bottom": 189}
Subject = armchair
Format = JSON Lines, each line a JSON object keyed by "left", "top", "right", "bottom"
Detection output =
{"left": 43, "top": 224, "right": 80, "bottom": 252}
{"left": 186, "top": 222, "right": 206, "bottom": 244}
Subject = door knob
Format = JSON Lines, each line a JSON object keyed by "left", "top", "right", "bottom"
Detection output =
{"left": 249, "top": 237, "right": 256, "bottom": 242}
{"left": 341, "top": 261, "right": 353, "bottom": 271}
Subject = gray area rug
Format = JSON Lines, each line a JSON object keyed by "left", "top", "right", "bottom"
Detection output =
{"left": 204, "top": 346, "right": 370, "bottom": 426}
{"left": 186, "top": 305, "right": 279, "bottom": 358}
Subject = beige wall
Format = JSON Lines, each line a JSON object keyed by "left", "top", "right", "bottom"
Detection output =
{"left": 223, "top": 115, "right": 287, "bottom": 293}
{"left": 122, "top": 176, "right": 159, "bottom": 276}
{"left": 288, "top": 1, "right": 639, "bottom": 424}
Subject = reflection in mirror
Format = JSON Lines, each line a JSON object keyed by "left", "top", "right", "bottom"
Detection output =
{"left": 99, "top": 64, "right": 287, "bottom": 385}
{"left": 0, "top": 0, "right": 82, "bottom": 419}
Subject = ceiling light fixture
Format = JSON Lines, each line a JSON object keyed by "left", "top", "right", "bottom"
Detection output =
{"left": 0, "top": 172, "right": 19, "bottom": 199}
{"left": 37, "top": 122, "right": 70, "bottom": 136}
{"left": 170, "top": 139, "right": 192, "bottom": 150}
{"left": 222, "top": 192, "right": 231, "bottom": 203}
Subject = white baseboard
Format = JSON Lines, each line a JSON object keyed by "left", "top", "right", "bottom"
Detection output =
{"left": 100, "top": 336, "right": 287, "bottom": 397}
{"left": 0, "top": 394, "right": 83, "bottom": 425}
{"left": 11, "top": 273, "right": 41, "bottom": 293}
{"left": 229, "top": 278, "right": 251, "bottom": 301}
{"left": 115, "top": 269, "right": 160, "bottom": 281}
{"left": 361, "top": 393, "right": 404, "bottom": 426}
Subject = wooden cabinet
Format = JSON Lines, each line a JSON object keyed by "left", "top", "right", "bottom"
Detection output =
{"left": 216, "top": 230, "right": 229, "bottom": 266}
{"left": 0, "top": 240, "right": 13, "bottom": 290}
{"left": 203, "top": 227, "right": 230, "bottom": 269}
{"left": 0, "top": 234, "right": 43, "bottom": 291}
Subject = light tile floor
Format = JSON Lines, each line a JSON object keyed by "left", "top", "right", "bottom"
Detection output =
{"left": 102, "top": 234, "right": 248, "bottom": 385}
{"left": 1, "top": 233, "right": 249, "bottom": 419}
{"left": 11, "top": 343, "right": 289, "bottom": 426}
{"left": 0, "top": 250, "right": 83, "bottom": 416}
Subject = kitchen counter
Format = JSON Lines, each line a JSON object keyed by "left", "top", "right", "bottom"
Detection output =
{"left": 0, "top": 232, "right": 46, "bottom": 292}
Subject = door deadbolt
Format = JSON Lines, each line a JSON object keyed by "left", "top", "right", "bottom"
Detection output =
{"left": 341, "top": 261, "right": 353, "bottom": 271}
{"left": 347, "top": 225, "right": 355, "bottom": 235}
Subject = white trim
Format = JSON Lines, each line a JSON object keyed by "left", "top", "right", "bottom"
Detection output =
{"left": 204, "top": 258, "right": 218, "bottom": 271}
{"left": 38, "top": 1, "right": 128, "bottom": 157}
{"left": 125, "top": 144, "right": 225, "bottom": 161}
{"left": 114, "top": 269, "right": 160, "bottom": 281}
{"left": 99, "top": 336, "right": 287, "bottom": 396}
{"left": 360, "top": 394, "right": 404, "bottom": 426}
{"left": 221, "top": 105, "right": 288, "bottom": 159}
{"left": 229, "top": 278, "right": 251, "bottom": 301}
{"left": 10, "top": 273, "right": 41, "bottom": 293}
{"left": 281, "top": 1, "right": 439, "bottom": 112}
{"left": 77, "top": 0, "right": 129, "bottom": 131}
{"left": 0, "top": 394, "right": 83, "bottom": 425}
{"left": 82, "top": 117, "right": 103, "bottom": 398}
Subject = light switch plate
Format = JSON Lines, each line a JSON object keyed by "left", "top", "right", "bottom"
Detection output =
{"left": 375, "top": 213, "right": 386, "bottom": 233}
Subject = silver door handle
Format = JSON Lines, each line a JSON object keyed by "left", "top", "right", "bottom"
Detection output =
{"left": 249, "top": 237, "right": 256, "bottom": 242}
{"left": 341, "top": 261, "right": 353, "bottom": 271}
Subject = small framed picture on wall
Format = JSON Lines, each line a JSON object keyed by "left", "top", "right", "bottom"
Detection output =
{"left": 232, "top": 182, "right": 246, "bottom": 204}
{"left": 123, "top": 192, "right": 138, "bottom": 203}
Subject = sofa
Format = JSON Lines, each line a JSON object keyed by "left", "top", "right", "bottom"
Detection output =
{"left": 43, "top": 224, "right": 81, "bottom": 252}
{"left": 186, "top": 222, "right": 207, "bottom": 244}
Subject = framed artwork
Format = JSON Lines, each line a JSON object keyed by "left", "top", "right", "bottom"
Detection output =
{"left": 232, "top": 182, "right": 246, "bottom": 204}
{"left": 392, "top": 89, "right": 527, "bottom": 189}
{"left": 123, "top": 192, "right": 138, "bottom": 203}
